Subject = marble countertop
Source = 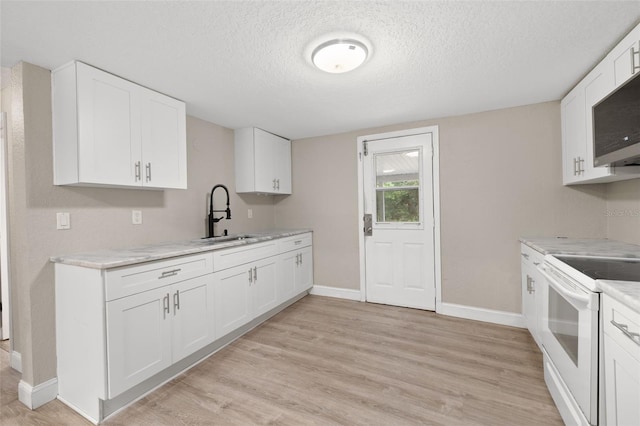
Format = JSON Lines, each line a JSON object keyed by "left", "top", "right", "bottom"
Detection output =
{"left": 520, "top": 237, "right": 640, "bottom": 313}
{"left": 519, "top": 237, "right": 640, "bottom": 258}
{"left": 50, "top": 229, "right": 312, "bottom": 270}
{"left": 598, "top": 280, "right": 640, "bottom": 313}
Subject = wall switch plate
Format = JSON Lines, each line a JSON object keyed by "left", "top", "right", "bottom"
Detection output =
{"left": 132, "top": 210, "right": 143, "bottom": 225}
{"left": 56, "top": 212, "right": 70, "bottom": 230}
{"left": 248, "top": 209, "right": 253, "bottom": 219}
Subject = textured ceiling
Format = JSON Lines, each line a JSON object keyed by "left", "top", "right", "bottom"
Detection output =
{"left": 2, "top": 1, "right": 639, "bottom": 140}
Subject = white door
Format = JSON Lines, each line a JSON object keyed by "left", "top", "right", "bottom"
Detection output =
{"left": 171, "top": 275, "right": 216, "bottom": 362}
{"left": 213, "top": 265, "right": 253, "bottom": 338}
{"left": 277, "top": 251, "right": 297, "bottom": 303}
{"left": 296, "top": 247, "right": 313, "bottom": 294}
{"left": 76, "top": 62, "right": 141, "bottom": 186}
{"left": 362, "top": 133, "right": 436, "bottom": 310}
{"left": 140, "top": 88, "right": 187, "bottom": 189}
{"left": 253, "top": 128, "right": 278, "bottom": 193}
{"left": 252, "top": 257, "right": 278, "bottom": 317}
{"left": 106, "top": 287, "right": 172, "bottom": 398}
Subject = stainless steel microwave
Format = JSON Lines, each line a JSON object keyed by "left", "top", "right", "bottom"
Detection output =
{"left": 593, "top": 72, "right": 640, "bottom": 167}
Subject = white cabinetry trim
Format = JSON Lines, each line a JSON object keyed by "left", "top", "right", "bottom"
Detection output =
{"left": 310, "top": 285, "right": 361, "bottom": 301}
{"left": 11, "top": 350, "right": 22, "bottom": 372}
{"left": 18, "top": 377, "right": 58, "bottom": 410}
{"left": 439, "top": 302, "right": 526, "bottom": 328}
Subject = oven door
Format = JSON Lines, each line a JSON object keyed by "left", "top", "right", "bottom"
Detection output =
{"left": 539, "top": 264, "right": 599, "bottom": 424}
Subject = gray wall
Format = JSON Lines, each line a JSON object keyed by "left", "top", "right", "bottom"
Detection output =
{"left": 275, "top": 102, "right": 609, "bottom": 313}
{"left": 7, "top": 62, "right": 276, "bottom": 386}
{"left": 606, "top": 179, "right": 640, "bottom": 245}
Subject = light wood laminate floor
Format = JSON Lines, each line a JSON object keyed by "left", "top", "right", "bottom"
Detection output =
{"left": 0, "top": 295, "right": 562, "bottom": 425}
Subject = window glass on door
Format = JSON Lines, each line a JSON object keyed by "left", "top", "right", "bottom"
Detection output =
{"left": 374, "top": 149, "right": 421, "bottom": 223}
{"left": 548, "top": 286, "right": 580, "bottom": 366}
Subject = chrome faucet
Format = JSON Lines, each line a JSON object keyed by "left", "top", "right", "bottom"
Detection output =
{"left": 208, "top": 184, "right": 231, "bottom": 238}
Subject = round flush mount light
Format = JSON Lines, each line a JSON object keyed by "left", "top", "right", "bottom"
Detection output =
{"left": 311, "top": 39, "right": 369, "bottom": 74}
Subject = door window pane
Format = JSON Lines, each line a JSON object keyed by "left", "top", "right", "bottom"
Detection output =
{"left": 548, "top": 286, "right": 579, "bottom": 366}
{"left": 374, "top": 150, "right": 420, "bottom": 223}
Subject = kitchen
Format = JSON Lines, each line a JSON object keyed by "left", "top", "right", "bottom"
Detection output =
{"left": 1, "top": 1, "right": 640, "bottom": 425}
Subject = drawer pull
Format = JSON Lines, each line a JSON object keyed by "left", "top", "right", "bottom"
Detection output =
{"left": 521, "top": 253, "right": 529, "bottom": 260}
{"left": 610, "top": 319, "right": 640, "bottom": 346}
{"left": 294, "top": 240, "right": 302, "bottom": 245}
{"left": 159, "top": 268, "right": 182, "bottom": 279}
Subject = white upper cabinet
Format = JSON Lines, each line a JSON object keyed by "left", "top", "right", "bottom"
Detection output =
{"left": 561, "top": 23, "right": 640, "bottom": 185}
{"left": 612, "top": 24, "right": 640, "bottom": 88}
{"left": 234, "top": 127, "right": 292, "bottom": 194}
{"left": 52, "top": 61, "right": 187, "bottom": 189}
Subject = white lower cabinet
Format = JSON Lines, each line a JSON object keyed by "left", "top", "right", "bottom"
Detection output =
{"left": 603, "top": 294, "right": 640, "bottom": 425}
{"left": 213, "top": 256, "right": 278, "bottom": 339}
{"left": 55, "top": 232, "right": 313, "bottom": 423}
{"left": 106, "top": 274, "right": 215, "bottom": 398}
{"left": 520, "top": 244, "right": 544, "bottom": 347}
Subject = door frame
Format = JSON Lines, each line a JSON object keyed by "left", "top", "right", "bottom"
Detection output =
{"left": 0, "top": 112, "right": 11, "bottom": 340}
{"left": 356, "top": 126, "right": 442, "bottom": 311}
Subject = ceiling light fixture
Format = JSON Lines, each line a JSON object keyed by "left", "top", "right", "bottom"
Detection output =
{"left": 312, "top": 39, "right": 368, "bottom": 74}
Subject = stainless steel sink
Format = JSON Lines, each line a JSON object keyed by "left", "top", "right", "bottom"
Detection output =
{"left": 198, "top": 234, "right": 262, "bottom": 245}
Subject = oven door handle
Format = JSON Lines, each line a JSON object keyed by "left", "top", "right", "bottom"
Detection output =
{"left": 538, "top": 266, "right": 593, "bottom": 307}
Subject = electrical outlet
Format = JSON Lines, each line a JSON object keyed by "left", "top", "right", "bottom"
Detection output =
{"left": 248, "top": 209, "right": 253, "bottom": 219}
{"left": 56, "top": 212, "right": 71, "bottom": 230}
{"left": 132, "top": 210, "right": 143, "bottom": 225}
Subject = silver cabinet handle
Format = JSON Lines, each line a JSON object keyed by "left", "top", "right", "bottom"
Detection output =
{"left": 146, "top": 163, "right": 152, "bottom": 182}
{"left": 248, "top": 268, "right": 253, "bottom": 284}
{"left": 135, "top": 161, "right": 141, "bottom": 181}
{"left": 294, "top": 240, "right": 302, "bottom": 245}
{"left": 610, "top": 319, "right": 640, "bottom": 346}
{"left": 529, "top": 278, "right": 535, "bottom": 293}
{"left": 631, "top": 46, "right": 640, "bottom": 75}
{"left": 579, "top": 157, "right": 585, "bottom": 174}
{"left": 521, "top": 253, "right": 529, "bottom": 260}
{"left": 173, "top": 290, "right": 180, "bottom": 312}
{"left": 533, "top": 262, "right": 540, "bottom": 266}
{"left": 163, "top": 293, "right": 170, "bottom": 319}
{"left": 573, "top": 158, "right": 578, "bottom": 176}
{"left": 276, "top": 179, "right": 280, "bottom": 190}
{"left": 272, "top": 179, "right": 276, "bottom": 190}
{"left": 299, "top": 253, "right": 303, "bottom": 265}
{"left": 296, "top": 253, "right": 300, "bottom": 266}
{"left": 253, "top": 266, "right": 257, "bottom": 281}
{"left": 159, "top": 268, "right": 181, "bottom": 279}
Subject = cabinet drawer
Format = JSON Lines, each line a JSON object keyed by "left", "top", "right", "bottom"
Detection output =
{"left": 105, "top": 253, "right": 213, "bottom": 301}
{"left": 603, "top": 295, "right": 640, "bottom": 362}
{"left": 279, "top": 233, "right": 312, "bottom": 253}
{"left": 520, "top": 243, "right": 544, "bottom": 268}
{"left": 213, "top": 241, "right": 277, "bottom": 272}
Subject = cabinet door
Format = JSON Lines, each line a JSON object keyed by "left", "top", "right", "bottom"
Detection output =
{"left": 604, "top": 334, "right": 640, "bottom": 425}
{"left": 274, "top": 137, "right": 292, "bottom": 194}
{"left": 521, "top": 264, "right": 538, "bottom": 345}
{"left": 252, "top": 257, "right": 279, "bottom": 318}
{"left": 171, "top": 275, "right": 215, "bottom": 362}
{"left": 611, "top": 25, "right": 640, "bottom": 87}
{"left": 561, "top": 88, "right": 587, "bottom": 185}
{"left": 140, "top": 88, "right": 187, "bottom": 189}
{"left": 76, "top": 62, "right": 141, "bottom": 186}
{"left": 253, "top": 128, "right": 278, "bottom": 193}
{"left": 277, "top": 251, "right": 297, "bottom": 304}
{"left": 213, "top": 265, "right": 253, "bottom": 338}
{"left": 295, "top": 247, "right": 314, "bottom": 293}
{"left": 106, "top": 287, "right": 172, "bottom": 398}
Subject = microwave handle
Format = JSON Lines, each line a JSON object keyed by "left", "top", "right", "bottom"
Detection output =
{"left": 538, "top": 266, "right": 592, "bottom": 307}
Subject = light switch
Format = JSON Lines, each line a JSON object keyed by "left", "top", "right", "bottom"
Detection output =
{"left": 248, "top": 209, "right": 253, "bottom": 219}
{"left": 132, "top": 210, "right": 143, "bottom": 225}
{"left": 56, "top": 212, "right": 70, "bottom": 230}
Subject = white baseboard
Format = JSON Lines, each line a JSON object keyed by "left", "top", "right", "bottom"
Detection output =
{"left": 18, "top": 377, "right": 58, "bottom": 409}
{"left": 11, "top": 350, "right": 22, "bottom": 372}
{"left": 438, "top": 302, "right": 525, "bottom": 328}
{"left": 310, "top": 285, "right": 361, "bottom": 301}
